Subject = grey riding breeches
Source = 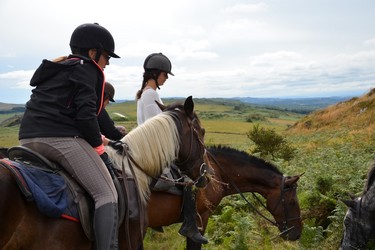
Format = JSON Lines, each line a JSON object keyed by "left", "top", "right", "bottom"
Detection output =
{"left": 20, "top": 137, "right": 118, "bottom": 208}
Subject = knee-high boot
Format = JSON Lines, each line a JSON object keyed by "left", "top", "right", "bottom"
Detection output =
{"left": 178, "top": 186, "right": 208, "bottom": 244}
{"left": 94, "top": 203, "right": 119, "bottom": 250}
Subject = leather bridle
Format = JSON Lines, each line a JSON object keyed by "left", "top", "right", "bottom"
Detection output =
{"left": 269, "top": 176, "right": 301, "bottom": 234}
{"left": 207, "top": 151, "right": 301, "bottom": 238}
{"left": 172, "top": 113, "right": 210, "bottom": 186}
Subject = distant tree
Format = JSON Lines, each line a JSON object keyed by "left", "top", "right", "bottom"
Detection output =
{"left": 246, "top": 124, "right": 296, "bottom": 161}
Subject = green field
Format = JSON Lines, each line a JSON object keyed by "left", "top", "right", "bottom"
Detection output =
{"left": 1, "top": 98, "right": 374, "bottom": 249}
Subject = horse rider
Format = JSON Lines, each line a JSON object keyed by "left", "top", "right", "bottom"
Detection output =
{"left": 135, "top": 52, "right": 208, "bottom": 244}
{"left": 98, "top": 82, "right": 127, "bottom": 140}
{"left": 19, "top": 23, "right": 120, "bottom": 250}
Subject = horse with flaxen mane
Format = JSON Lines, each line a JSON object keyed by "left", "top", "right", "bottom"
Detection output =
{"left": 0, "top": 96, "right": 210, "bottom": 250}
{"left": 147, "top": 145, "right": 303, "bottom": 250}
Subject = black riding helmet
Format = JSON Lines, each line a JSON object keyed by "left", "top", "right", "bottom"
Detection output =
{"left": 104, "top": 82, "right": 115, "bottom": 102}
{"left": 143, "top": 53, "right": 174, "bottom": 76}
{"left": 70, "top": 23, "right": 120, "bottom": 59}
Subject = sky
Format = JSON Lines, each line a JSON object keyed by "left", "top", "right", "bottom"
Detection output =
{"left": 1, "top": 0, "right": 375, "bottom": 104}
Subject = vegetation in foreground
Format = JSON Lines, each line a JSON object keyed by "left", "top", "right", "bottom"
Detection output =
{"left": 1, "top": 92, "right": 374, "bottom": 249}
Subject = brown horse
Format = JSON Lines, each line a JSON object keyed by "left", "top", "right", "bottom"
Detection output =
{"left": 0, "top": 96, "right": 210, "bottom": 250}
{"left": 147, "top": 145, "right": 303, "bottom": 250}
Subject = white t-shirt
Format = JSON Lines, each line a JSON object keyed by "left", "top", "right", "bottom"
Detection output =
{"left": 137, "top": 88, "right": 164, "bottom": 125}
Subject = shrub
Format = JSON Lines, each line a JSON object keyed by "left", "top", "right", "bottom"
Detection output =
{"left": 246, "top": 124, "right": 296, "bottom": 161}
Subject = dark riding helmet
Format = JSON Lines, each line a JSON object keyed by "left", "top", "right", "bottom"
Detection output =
{"left": 104, "top": 82, "right": 115, "bottom": 102}
{"left": 143, "top": 53, "right": 174, "bottom": 76}
{"left": 70, "top": 23, "right": 120, "bottom": 58}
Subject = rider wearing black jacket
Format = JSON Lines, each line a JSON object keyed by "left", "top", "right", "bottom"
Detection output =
{"left": 19, "top": 23, "right": 120, "bottom": 250}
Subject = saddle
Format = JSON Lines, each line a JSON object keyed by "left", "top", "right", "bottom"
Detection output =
{"left": 1, "top": 146, "right": 135, "bottom": 241}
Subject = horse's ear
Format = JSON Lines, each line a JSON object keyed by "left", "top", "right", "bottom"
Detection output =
{"left": 184, "top": 96, "right": 194, "bottom": 117}
{"left": 285, "top": 175, "right": 300, "bottom": 186}
{"left": 342, "top": 199, "right": 357, "bottom": 209}
{"left": 155, "top": 100, "right": 167, "bottom": 111}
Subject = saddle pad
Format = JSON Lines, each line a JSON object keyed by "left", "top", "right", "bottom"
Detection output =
{"left": 1, "top": 159, "right": 68, "bottom": 218}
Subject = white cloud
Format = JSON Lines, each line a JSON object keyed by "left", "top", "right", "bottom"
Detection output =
{"left": 0, "top": 70, "right": 34, "bottom": 89}
{"left": 223, "top": 3, "right": 269, "bottom": 13}
{"left": 364, "top": 38, "right": 375, "bottom": 46}
{"left": 0, "top": 0, "right": 374, "bottom": 103}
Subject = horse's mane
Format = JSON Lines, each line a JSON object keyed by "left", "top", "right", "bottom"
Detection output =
{"left": 106, "top": 112, "right": 180, "bottom": 203}
{"left": 208, "top": 145, "right": 283, "bottom": 175}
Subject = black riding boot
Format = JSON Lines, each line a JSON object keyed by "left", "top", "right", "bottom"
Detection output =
{"left": 178, "top": 186, "right": 208, "bottom": 244}
{"left": 94, "top": 203, "right": 119, "bottom": 250}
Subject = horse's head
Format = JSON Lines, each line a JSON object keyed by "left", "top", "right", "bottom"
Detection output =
{"left": 157, "top": 96, "right": 211, "bottom": 188}
{"left": 266, "top": 175, "right": 303, "bottom": 241}
{"left": 340, "top": 163, "right": 375, "bottom": 249}
{"left": 340, "top": 193, "right": 375, "bottom": 249}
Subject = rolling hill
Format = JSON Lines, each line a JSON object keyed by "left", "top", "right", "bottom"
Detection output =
{"left": 288, "top": 88, "right": 375, "bottom": 133}
{"left": 0, "top": 103, "right": 25, "bottom": 114}
{"left": 234, "top": 96, "right": 351, "bottom": 114}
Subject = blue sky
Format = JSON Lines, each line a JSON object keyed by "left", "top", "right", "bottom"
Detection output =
{"left": 1, "top": 0, "right": 374, "bottom": 104}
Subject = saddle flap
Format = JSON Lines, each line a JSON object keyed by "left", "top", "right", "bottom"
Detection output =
{"left": 8, "top": 146, "right": 59, "bottom": 170}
